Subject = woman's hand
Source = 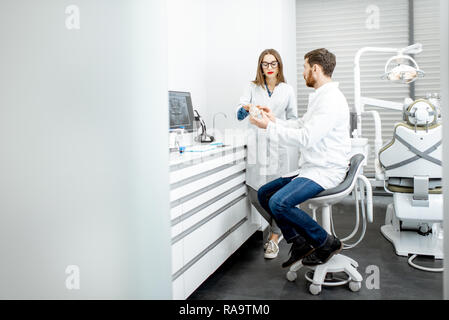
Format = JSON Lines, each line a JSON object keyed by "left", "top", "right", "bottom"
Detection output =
{"left": 242, "top": 104, "right": 252, "bottom": 111}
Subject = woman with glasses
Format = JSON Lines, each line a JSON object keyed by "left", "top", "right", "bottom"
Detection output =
{"left": 236, "top": 48, "right": 297, "bottom": 259}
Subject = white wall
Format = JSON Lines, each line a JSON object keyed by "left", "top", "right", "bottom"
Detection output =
{"left": 167, "top": 0, "right": 297, "bottom": 134}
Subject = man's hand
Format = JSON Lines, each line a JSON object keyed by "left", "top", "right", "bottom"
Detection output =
{"left": 257, "top": 106, "right": 276, "bottom": 123}
{"left": 249, "top": 111, "right": 272, "bottom": 129}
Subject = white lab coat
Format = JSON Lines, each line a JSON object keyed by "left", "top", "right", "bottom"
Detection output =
{"left": 267, "top": 82, "right": 351, "bottom": 190}
{"left": 237, "top": 82, "right": 297, "bottom": 190}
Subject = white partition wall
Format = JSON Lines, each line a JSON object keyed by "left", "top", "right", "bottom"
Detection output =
{"left": 0, "top": 0, "right": 171, "bottom": 299}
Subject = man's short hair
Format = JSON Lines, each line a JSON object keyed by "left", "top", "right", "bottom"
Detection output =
{"left": 304, "top": 48, "right": 336, "bottom": 77}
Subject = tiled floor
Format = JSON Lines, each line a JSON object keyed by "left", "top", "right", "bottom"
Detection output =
{"left": 188, "top": 195, "right": 443, "bottom": 300}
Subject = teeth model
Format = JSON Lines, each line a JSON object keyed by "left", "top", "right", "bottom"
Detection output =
{"left": 249, "top": 105, "right": 262, "bottom": 118}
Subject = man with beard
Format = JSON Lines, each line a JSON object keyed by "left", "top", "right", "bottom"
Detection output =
{"left": 249, "top": 48, "right": 351, "bottom": 268}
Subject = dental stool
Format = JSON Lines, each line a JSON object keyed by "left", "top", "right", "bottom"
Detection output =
{"left": 286, "top": 153, "right": 373, "bottom": 295}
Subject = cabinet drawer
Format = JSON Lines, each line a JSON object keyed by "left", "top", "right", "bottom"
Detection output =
{"left": 171, "top": 239, "right": 183, "bottom": 275}
{"left": 170, "top": 173, "right": 245, "bottom": 220}
{"left": 179, "top": 186, "right": 247, "bottom": 234}
{"left": 182, "top": 197, "right": 248, "bottom": 266}
{"left": 182, "top": 217, "right": 258, "bottom": 299}
{"left": 169, "top": 149, "right": 246, "bottom": 184}
{"left": 172, "top": 274, "right": 184, "bottom": 300}
{"left": 170, "top": 161, "right": 245, "bottom": 202}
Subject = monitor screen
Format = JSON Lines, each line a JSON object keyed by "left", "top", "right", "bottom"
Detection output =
{"left": 169, "top": 91, "right": 194, "bottom": 132}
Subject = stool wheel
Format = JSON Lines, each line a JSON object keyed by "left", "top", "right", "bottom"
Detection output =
{"left": 309, "top": 284, "right": 322, "bottom": 295}
{"left": 286, "top": 271, "right": 297, "bottom": 282}
{"left": 349, "top": 281, "right": 362, "bottom": 292}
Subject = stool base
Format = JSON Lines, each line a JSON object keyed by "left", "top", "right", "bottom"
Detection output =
{"left": 286, "top": 254, "right": 363, "bottom": 295}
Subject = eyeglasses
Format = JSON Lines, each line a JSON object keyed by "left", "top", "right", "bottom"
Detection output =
{"left": 261, "top": 61, "right": 279, "bottom": 69}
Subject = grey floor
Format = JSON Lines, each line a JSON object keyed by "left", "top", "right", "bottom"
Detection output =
{"left": 188, "top": 195, "right": 443, "bottom": 300}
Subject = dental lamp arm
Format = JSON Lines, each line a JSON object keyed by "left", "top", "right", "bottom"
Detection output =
{"left": 400, "top": 43, "right": 423, "bottom": 55}
{"left": 354, "top": 47, "right": 404, "bottom": 135}
{"left": 353, "top": 43, "right": 423, "bottom": 137}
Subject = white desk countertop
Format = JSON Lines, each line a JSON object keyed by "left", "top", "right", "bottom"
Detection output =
{"left": 169, "top": 142, "right": 246, "bottom": 167}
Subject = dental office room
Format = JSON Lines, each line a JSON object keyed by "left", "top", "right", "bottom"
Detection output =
{"left": 0, "top": 0, "right": 448, "bottom": 307}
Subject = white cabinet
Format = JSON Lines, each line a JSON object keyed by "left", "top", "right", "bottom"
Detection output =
{"left": 169, "top": 145, "right": 259, "bottom": 299}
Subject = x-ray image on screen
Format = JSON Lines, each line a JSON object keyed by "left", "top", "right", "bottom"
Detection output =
{"left": 169, "top": 96, "right": 189, "bottom": 126}
{"left": 169, "top": 91, "right": 194, "bottom": 131}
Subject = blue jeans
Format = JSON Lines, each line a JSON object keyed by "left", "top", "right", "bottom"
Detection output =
{"left": 257, "top": 176, "right": 328, "bottom": 248}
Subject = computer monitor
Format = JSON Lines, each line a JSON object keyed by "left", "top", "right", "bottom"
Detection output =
{"left": 169, "top": 91, "right": 195, "bottom": 132}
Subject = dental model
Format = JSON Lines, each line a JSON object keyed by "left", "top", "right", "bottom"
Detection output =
{"left": 249, "top": 105, "right": 262, "bottom": 118}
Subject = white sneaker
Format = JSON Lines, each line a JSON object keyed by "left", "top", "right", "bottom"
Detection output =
{"left": 264, "top": 240, "right": 279, "bottom": 259}
{"left": 278, "top": 234, "right": 284, "bottom": 243}
{"left": 263, "top": 235, "right": 271, "bottom": 251}
{"left": 264, "top": 241, "right": 269, "bottom": 251}
{"left": 264, "top": 233, "right": 283, "bottom": 250}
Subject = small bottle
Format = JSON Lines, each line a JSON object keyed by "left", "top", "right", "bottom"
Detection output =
{"left": 175, "top": 126, "right": 185, "bottom": 153}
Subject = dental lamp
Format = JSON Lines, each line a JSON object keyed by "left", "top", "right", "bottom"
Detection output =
{"left": 381, "top": 54, "right": 425, "bottom": 84}
{"left": 353, "top": 43, "right": 425, "bottom": 181}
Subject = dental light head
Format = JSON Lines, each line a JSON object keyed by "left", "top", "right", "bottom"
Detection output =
{"left": 382, "top": 54, "right": 425, "bottom": 84}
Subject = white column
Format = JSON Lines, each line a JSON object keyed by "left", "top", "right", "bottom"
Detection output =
{"left": 440, "top": 0, "right": 449, "bottom": 301}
